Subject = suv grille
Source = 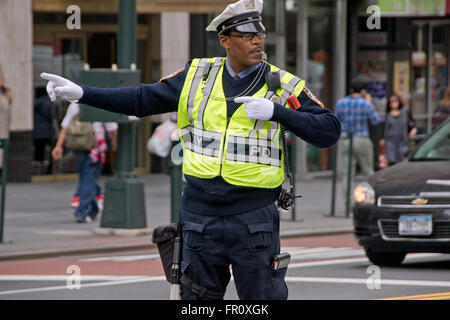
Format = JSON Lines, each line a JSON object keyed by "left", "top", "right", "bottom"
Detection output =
{"left": 378, "top": 195, "right": 450, "bottom": 208}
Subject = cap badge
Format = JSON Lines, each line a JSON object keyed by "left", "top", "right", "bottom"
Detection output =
{"left": 244, "top": 0, "right": 256, "bottom": 10}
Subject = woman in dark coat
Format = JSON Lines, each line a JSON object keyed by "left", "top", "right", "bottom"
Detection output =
{"left": 380, "top": 93, "right": 417, "bottom": 165}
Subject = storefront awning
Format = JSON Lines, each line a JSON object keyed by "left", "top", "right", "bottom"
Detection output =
{"left": 359, "top": 0, "right": 449, "bottom": 17}
{"left": 33, "top": 0, "right": 235, "bottom": 14}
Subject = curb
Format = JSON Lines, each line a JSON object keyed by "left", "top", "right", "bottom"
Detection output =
{"left": 93, "top": 227, "right": 154, "bottom": 237}
{"left": 0, "top": 228, "right": 354, "bottom": 262}
{"left": 0, "top": 243, "right": 157, "bottom": 262}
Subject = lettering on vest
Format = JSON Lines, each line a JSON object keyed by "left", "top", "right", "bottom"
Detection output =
{"left": 249, "top": 145, "right": 271, "bottom": 158}
{"left": 226, "top": 135, "right": 281, "bottom": 167}
{"left": 180, "top": 126, "right": 222, "bottom": 158}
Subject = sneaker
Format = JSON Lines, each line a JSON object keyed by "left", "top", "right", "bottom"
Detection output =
{"left": 96, "top": 194, "right": 104, "bottom": 211}
{"left": 71, "top": 195, "right": 80, "bottom": 208}
{"left": 76, "top": 216, "right": 92, "bottom": 223}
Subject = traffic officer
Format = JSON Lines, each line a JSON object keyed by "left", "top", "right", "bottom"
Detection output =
{"left": 41, "top": 0, "right": 341, "bottom": 300}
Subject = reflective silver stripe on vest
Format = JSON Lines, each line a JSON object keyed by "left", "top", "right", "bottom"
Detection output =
{"left": 226, "top": 135, "right": 281, "bottom": 167}
{"left": 196, "top": 58, "right": 224, "bottom": 129}
{"left": 249, "top": 90, "right": 275, "bottom": 139}
{"left": 249, "top": 71, "right": 302, "bottom": 140}
{"left": 180, "top": 126, "right": 222, "bottom": 158}
{"left": 187, "top": 59, "right": 210, "bottom": 125}
{"left": 280, "top": 72, "right": 302, "bottom": 106}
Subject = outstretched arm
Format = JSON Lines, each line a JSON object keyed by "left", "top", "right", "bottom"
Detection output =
{"left": 41, "top": 67, "right": 187, "bottom": 117}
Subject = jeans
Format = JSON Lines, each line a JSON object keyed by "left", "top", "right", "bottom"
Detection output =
{"left": 180, "top": 203, "right": 288, "bottom": 300}
{"left": 73, "top": 150, "right": 103, "bottom": 220}
{"left": 340, "top": 136, "right": 374, "bottom": 199}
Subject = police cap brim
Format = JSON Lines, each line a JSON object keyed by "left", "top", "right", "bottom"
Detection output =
{"left": 217, "top": 12, "right": 265, "bottom": 36}
{"left": 234, "top": 20, "right": 265, "bottom": 33}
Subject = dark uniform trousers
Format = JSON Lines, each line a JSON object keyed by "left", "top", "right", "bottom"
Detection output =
{"left": 180, "top": 202, "right": 288, "bottom": 300}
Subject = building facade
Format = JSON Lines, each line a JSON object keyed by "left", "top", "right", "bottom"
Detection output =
{"left": 2, "top": 0, "right": 449, "bottom": 182}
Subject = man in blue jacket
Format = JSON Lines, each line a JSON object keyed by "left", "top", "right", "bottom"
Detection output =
{"left": 41, "top": 0, "right": 340, "bottom": 300}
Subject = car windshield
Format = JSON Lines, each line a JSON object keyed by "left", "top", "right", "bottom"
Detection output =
{"left": 411, "top": 120, "right": 450, "bottom": 161}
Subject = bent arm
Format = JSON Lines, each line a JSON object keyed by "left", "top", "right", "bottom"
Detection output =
{"left": 270, "top": 89, "right": 341, "bottom": 148}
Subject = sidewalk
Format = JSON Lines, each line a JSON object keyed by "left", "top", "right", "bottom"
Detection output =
{"left": 0, "top": 173, "right": 353, "bottom": 261}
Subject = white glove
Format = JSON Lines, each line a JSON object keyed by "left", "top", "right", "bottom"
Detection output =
{"left": 40, "top": 72, "right": 84, "bottom": 102}
{"left": 234, "top": 96, "right": 274, "bottom": 120}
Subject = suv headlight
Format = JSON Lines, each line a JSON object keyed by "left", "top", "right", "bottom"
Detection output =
{"left": 354, "top": 182, "right": 375, "bottom": 205}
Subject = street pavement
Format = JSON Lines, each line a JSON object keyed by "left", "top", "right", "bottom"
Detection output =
{"left": 0, "top": 172, "right": 353, "bottom": 261}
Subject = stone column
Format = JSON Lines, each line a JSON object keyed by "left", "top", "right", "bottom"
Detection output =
{"left": 0, "top": 0, "right": 33, "bottom": 181}
{"left": 160, "top": 12, "right": 190, "bottom": 77}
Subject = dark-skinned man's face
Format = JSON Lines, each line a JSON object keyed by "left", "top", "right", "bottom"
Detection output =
{"left": 219, "top": 31, "right": 265, "bottom": 74}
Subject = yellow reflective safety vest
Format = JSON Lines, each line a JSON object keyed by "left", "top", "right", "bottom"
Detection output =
{"left": 177, "top": 57, "right": 305, "bottom": 188}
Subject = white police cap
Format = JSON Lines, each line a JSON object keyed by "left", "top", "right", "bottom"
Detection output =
{"left": 206, "top": 0, "right": 265, "bottom": 36}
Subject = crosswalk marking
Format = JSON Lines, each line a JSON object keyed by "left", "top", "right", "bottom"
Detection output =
{"left": 80, "top": 254, "right": 161, "bottom": 262}
{"left": 285, "top": 277, "right": 450, "bottom": 288}
{"left": 285, "top": 247, "right": 365, "bottom": 261}
{"left": 78, "top": 247, "right": 366, "bottom": 263}
{"left": 0, "top": 276, "right": 166, "bottom": 296}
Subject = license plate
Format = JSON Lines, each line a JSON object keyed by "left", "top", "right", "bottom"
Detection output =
{"left": 399, "top": 215, "right": 432, "bottom": 236}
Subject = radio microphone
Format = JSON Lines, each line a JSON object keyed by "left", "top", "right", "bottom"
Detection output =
{"left": 261, "top": 51, "right": 267, "bottom": 61}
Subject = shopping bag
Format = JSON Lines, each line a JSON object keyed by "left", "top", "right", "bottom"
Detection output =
{"left": 147, "top": 120, "right": 176, "bottom": 157}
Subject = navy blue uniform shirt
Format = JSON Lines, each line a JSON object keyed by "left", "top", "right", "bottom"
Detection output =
{"left": 80, "top": 60, "right": 341, "bottom": 215}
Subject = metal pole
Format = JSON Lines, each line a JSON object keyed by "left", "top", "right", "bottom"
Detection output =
{"left": 329, "top": 143, "right": 337, "bottom": 217}
{"left": 296, "top": 0, "right": 309, "bottom": 221}
{"left": 293, "top": 0, "right": 309, "bottom": 220}
{"left": 100, "top": 0, "right": 147, "bottom": 228}
{"left": 117, "top": 0, "right": 137, "bottom": 175}
{"left": 332, "top": 0, "right": 347, "bottom": 108}
{"left": 426, "top": 24, "right": 433, "bottom": 134}
{"left": 169, "top": 160, "right": 182, "bottom": 224}
{"left": 345, "top": 132, "right": 353, "bottom": 217}
{"left": 289, "top": 136, "right": 297, "bottom": 220}
{"left": 0, "top": 139, "right": 8, "bottom": 243}
{"left": 275, "top": 0, "right": 286, "bottom": 69}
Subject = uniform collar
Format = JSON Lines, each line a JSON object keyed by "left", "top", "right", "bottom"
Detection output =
{"left": 225, "top": 58, "right": 261, "bottom": 80}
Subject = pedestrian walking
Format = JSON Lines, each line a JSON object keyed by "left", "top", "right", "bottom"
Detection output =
{"left": 432, "top": 85, "right": 450, "bottom": 129}
{"left": 33, "top": 86, "right": 54, "bottom": 174}
{"left": 41, "top": 0, "right": 341, "bottom": 299}
{"left": 0, "top": 65, "right": 12, "bottom": 170}
{"left": 0, "top": 65, "right": 12, "bottom": 136}
{"left": 0, "top": 66, "right": 12, "bottom": 106}
{"left": 335, "top": 81, "right": 380, "bottom": 194}
{"left": 379, "top": 93, "right": 417, "bottom": 166}
{"left": 52, "top": 102, "right": 117, "bottom": 222}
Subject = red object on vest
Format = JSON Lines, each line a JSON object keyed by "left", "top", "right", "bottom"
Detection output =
{"left": 286, "top": 95, "right": 301, "bottom": 110}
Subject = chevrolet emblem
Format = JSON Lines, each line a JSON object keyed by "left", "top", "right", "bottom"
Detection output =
{"left": 412, "top": 197, "right": 428, "bottom": 205}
